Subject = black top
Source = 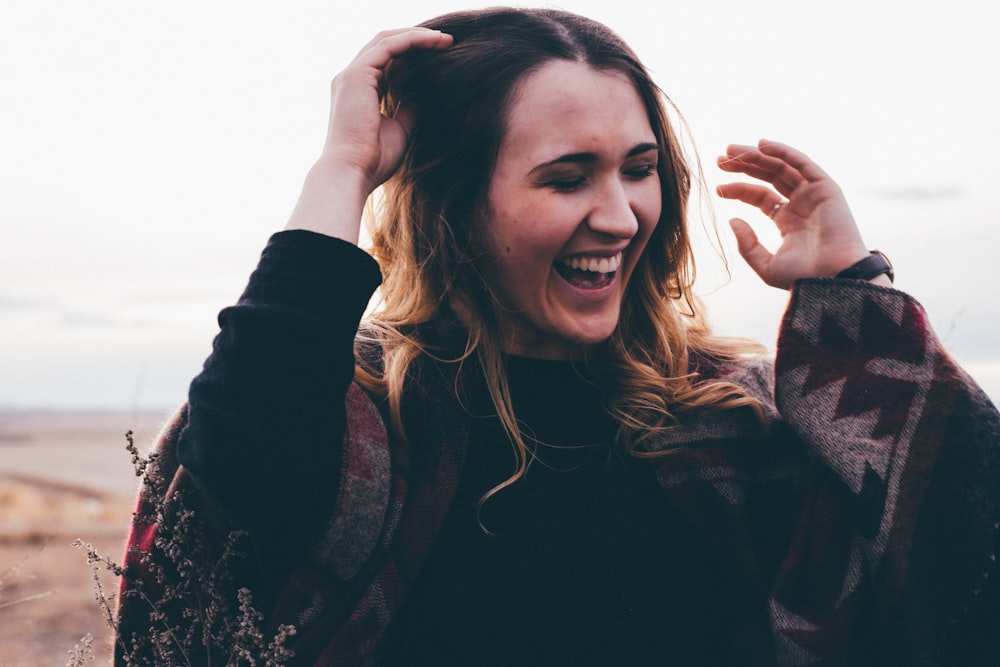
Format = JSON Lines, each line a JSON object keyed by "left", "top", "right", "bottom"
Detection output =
{"left": 179, "top": 231, "right": 775, "bottom": 666}
{"left": 380, "top": 355, "right": 767, "bottom": 665}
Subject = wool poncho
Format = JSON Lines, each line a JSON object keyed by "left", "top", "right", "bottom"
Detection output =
{"left": 116, "top": 231, "right": 1000, "bottom": 665}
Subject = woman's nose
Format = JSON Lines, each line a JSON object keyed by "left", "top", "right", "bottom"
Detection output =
{"left": 585, "top": 180, "right": 639, "bottom": 239}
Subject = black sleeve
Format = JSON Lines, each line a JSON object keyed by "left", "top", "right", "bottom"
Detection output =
{"left": 175, "top": 230, "right": 383, "bottom": 570}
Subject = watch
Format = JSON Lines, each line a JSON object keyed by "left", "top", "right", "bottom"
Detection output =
{"left": 835, "top": 250, "right": 894, "bottom": 283}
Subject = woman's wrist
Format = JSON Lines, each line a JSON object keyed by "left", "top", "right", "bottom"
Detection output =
{"left": 285, "top": 158, "right": 371, "bottom": 244}
{"left": 835, "top": 250, "right": 894, "bottom": 285}
{"left": 866, "top": 273, "right": 894, "bottom": 287}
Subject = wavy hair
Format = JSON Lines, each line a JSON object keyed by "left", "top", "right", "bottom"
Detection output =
{"left": 356, "top": 7, "right": 763, "bottom": 499}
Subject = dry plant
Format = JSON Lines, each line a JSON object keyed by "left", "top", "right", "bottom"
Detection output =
{"left": 66, "top": 633, "right": 97, "bottom": 665}
{"left": 0, "top": 548, "right": 54, "bottom": 611}
{"left": 69, "top": 429, "right": 296, "bottom": 666}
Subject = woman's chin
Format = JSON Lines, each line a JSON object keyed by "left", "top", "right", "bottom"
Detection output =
{"left": 502, "top": 318, "right": 619, "bottom": 358}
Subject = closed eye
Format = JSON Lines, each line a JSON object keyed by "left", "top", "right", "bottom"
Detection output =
{"left": 624, "top": 164, "right": 657, "bottom": 180}
{"left": 546, "top": 176, "right": 587, "bottom": 192}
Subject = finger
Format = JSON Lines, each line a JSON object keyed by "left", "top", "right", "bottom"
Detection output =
{"left": 716, "top": 147, "right": 797, "bottom": 199}
{"left": 728, "top": 218, "right": 773, "bottom": 281}
{"left": 756, "top": 139, "right": 832, "bottom": 183}
{"left": 717, "top": 145, "right": 802, "bottom": 198}
{"left": 352, "top": 28, "right": 453, "bottom": 71}
{"left": 358, "top": 27, "right": 453, "bottom": 54}
{"left": 716, "top": 183, "right": 785, "bottom": 220}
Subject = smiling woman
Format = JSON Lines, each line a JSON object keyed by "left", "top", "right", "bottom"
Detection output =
{"left": 110, "top": 6, "right": 1000, "bottom": 666}
{"left": 479, "top": 61, "right": 661, "bottom": 357}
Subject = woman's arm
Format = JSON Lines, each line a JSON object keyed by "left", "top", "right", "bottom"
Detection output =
{"left": 719, "top": 140, "right": 1000, "bottom": 662}
{"left": 174, "top": 28, "right": 453, "bottom": 570}
{"left": 176, "top": 232, "right": 382, "bottom": 570}
{"left": 772, "top": 276, "right": 1000, "bottom": 662}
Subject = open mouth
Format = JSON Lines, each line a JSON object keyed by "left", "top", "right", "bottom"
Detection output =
{"left": 553, "top": 253, "right": 622, "bottom": 289}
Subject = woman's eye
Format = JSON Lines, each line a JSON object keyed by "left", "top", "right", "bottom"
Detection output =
{"left": 625, "top": 164, "right": 657, "bottom": 180}
{"left": 547, "top": 176, "right": 586, "bottom": 192}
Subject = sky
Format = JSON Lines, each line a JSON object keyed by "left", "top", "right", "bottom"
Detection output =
{"left": 1, "top": 0, "right": 998, "bottom": 410}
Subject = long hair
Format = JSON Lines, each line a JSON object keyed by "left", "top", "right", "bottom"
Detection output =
{"left": 356, "top": 8, "right": 763, "bottom": 496}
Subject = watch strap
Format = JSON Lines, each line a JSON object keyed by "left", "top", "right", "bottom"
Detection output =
{"left": 835, "top": 250, "right": 894, "bottom": 283}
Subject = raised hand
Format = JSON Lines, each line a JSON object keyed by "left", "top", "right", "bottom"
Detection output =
{"left": 323, "top": 28, "right": 453, "bottom": 193}
{"left": 716, "top": 140, "right": 876, "bottom": 290}
{"left": 286, "top": 28, "right": 453, "bottom": 242}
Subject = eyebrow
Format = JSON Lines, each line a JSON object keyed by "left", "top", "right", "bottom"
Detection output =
{"left": 528, "top": 142, "right": 659, "bottom": 174}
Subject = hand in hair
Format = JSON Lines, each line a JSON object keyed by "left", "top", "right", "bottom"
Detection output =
{"left": 715, "top": 140, "right": 886, "bottom": 290}
{"left": 285, "top": 28, "right": 453, "bottom": 243}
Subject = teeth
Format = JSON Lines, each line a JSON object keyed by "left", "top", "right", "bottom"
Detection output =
{"left": 560, "top": 253, "right": 622, "bottom": 274}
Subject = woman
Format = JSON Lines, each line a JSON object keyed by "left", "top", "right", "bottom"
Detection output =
{"left": 116, "top": 7, "right": 1000, "bottom": 666}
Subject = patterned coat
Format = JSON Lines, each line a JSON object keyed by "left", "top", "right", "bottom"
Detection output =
{"left": 117, "top": 269, "right": 1000, "bottom": 665}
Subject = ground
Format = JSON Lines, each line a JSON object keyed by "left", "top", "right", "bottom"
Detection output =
{"left": 0, "top": 410, "right": 166, "bottom": 667}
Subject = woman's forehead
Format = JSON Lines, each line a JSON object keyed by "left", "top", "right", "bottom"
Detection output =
{"left": 497, "top": 61, "right": 656, "bottom": 165}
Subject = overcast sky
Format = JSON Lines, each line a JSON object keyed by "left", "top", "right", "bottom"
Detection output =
{"left": 2, "top": 0, "right": 998, "bottom": 410}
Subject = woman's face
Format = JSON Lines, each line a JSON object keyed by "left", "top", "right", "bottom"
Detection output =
{"left": 481, "top": 60, "right": 662, "bottom": 358}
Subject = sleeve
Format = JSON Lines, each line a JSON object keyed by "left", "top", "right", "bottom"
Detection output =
{"left": 175, "top": 229, "right": 383, "bottom": 571}
{"left": 771, "top": 278, "right": 1000, "bottom": 665}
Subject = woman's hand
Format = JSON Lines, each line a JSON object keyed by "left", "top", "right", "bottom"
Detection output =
{"left": 716, "top": 140, "right": 883, "bottom": 289}
{"left": 322, "top": 27, "right": 453, "bottom": 193}
{"left": 286, "top": 28, "right": 453, "bottom": 242}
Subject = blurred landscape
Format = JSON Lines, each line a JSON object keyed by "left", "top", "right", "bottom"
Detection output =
{"left": 0, "top": 409, "right": 167, "bottom": 666}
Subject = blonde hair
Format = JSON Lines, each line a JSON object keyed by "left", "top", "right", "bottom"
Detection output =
{"left": 355, "top": 8, "right": 764, "bottom": 503}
